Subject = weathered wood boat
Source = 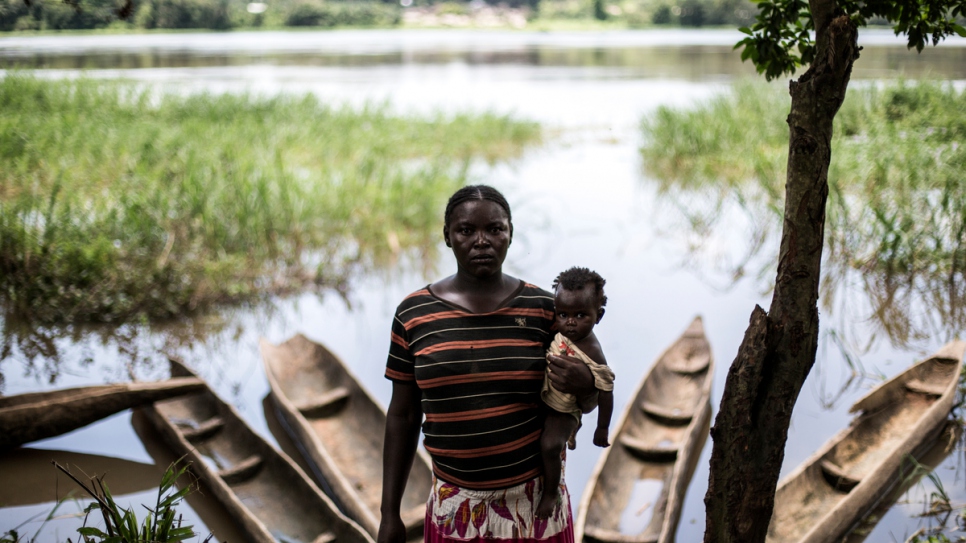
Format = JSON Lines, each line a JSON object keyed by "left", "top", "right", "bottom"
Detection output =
{"left": 843, "top": 422, "right": 961, "bottom": 543}
{"left": 140, "top": 357, "right": 373, "bottom": 543}
{"left": 766, "top": 340, "right": 966, "bottom": 543}
{"left": 576, "top": 316, "right": 714, "bottom": 543}
{"left": 0, "top": 379, "right": 205, "bottom": 450}
{"left": 260, "top": 334, "right": 432, "bottom": 542}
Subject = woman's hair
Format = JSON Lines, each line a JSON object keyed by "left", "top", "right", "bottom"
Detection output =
{"left": 444, "top": 185, "right": 512, "bottom": 227}
{"left": 553, "top": 267, "right": 607, "bottom": 308}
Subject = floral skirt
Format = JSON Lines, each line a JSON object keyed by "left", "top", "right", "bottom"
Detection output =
{"left": 425, "top": 467, "right": 574, "bottom": 542}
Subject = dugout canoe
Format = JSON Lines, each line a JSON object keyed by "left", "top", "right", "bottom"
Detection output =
{"left": 765, "top": 340, "right": 966, "bottom": 543}
{"left": 0, "top": 378, "right": 205, "bottom": 450}
{"left": 140, "top": 357, "right": 373, "bottom": 543}
{"left": 576, "top": 316, "right": 714, "bottom": 543}
{"left": 260, "top": 334, "right": 432, "bottom": 542}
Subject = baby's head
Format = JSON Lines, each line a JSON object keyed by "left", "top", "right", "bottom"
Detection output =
{"left": 551, "top": 267, "right": 607, "bottom": 343}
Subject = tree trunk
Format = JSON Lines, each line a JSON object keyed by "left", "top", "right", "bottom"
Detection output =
{"left": 702, "top": 6, "right": 860, "bottom": 543}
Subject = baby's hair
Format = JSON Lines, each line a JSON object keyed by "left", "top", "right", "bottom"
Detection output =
{"left": 444, "top": 185, "right": 512, "bottom": 228}
{"left": 552, "top": 267, "right": 607, "bottom": 308}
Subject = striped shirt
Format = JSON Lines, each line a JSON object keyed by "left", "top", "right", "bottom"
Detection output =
{"left": 385, "top": 282, "right": 555, "bottom": 490}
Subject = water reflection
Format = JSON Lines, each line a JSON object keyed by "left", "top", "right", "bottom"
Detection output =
{"left": 2, "top": 30, "right": 964, "bottom": 80}
{"left": 645, "top": 82, "right": 966, "bottom": 357}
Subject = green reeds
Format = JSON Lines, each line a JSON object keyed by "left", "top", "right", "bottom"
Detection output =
{"left": 640, "top": 80, "right": 966, "bottom": 348}
{"left": 56, "top": 460, "right": 207, "bottom": 543}
{"left": 0, "top": 75, "right": 541, "bottom": 323}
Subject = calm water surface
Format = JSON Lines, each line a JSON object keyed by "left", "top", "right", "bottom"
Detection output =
{"left": 2, "top": 29, "right": 965, "bottom": 542}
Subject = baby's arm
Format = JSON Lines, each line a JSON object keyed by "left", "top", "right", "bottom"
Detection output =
{"left": 576, "top": 334, "right": 613, "bottom": 447}
{"left": 593, "top": 390, "right": 614, "bottom": 447}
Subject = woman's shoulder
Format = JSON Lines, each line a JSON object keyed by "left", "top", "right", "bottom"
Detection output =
{"left": 393, "top": 285, "right": 437, "bottom": 313}
{"left": 513, "top": 281, "right": 554, "bottom": 308}
{"left": 517, "top": 280, "right": 553, "bottom": 299}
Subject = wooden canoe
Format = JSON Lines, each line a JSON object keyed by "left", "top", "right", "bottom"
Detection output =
{"left": 140, "top": 357, "right": 373, "bottom": 543}
{"left": 576, "top": 316, "right": 714, "bottom": 543}
{"left": 0, "top": 378, "right": 205, "bottom": 450}
{"left": 844, "top": 422, "right": 961, "bottom": 543}
{"left": 766, "top": 340, "right": 966, "bottom": 543}
{"left": 260, "top": 335, "right": 432, "bottom": 541}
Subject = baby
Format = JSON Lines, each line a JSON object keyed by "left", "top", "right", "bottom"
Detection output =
{"left": 536, "top": 266, "right": 615, "bottom": 519}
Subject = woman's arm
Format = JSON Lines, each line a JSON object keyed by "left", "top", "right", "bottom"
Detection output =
{"left": 546, "top": 353, "right": 599, "bottom": 413}
{"left": 378, "top": 381, "right": 423, "bottom": 543}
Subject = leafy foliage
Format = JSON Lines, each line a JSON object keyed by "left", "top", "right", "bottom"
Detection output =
{"left": 735, "top": 0, "right": 966, "bottom": 79}
{"left": 55, "top": 460, "right": 207, "bottom": 543}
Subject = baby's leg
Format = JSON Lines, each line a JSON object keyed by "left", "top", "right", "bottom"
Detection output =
{"left": 536, "top": 411, "right": 579, "bottom": 519}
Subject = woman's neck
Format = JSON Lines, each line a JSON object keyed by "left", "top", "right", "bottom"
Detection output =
{"left": 431, "top": 272, "right": 521, "bottom": 314}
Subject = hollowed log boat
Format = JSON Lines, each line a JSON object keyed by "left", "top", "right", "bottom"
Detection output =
{"left": 0, "top": 378, "right": 205, "bottom": 450}
{"left": 140, "top": 357, "right": 373, "bottom": 543}
{"left": 576, "top": 316, "right": 714, "bottom": 543}
{"left": 766, "top": 340, "right": 966, "bottom": 543}
{"left": 260, "top": 334, "right": 432, "bottom": 542}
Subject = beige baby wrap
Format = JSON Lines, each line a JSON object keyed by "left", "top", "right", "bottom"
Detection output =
{"left": 542, "top": 332, "right": 615, "bottom": 421}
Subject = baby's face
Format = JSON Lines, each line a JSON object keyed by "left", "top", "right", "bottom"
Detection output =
{"left": 553, "top": 285, "right": 600, "bottom": 343}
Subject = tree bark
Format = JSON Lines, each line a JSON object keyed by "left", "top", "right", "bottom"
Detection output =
{"left": 702, "top": 5, "right": 860, "bottom": 542}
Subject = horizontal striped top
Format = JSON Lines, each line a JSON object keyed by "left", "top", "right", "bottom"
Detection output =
{"left": 386, "top": 282, "right": 555, "bottom": 490}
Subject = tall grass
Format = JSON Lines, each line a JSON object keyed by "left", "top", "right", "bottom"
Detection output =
{"left": 640, "top": 80, "right": 966, "bottom": 348}
{"left": 0, "top": 75, "right": 541, "bottom": 323}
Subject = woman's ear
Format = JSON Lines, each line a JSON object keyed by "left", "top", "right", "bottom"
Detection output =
{"left": 596, "top": 307, "right": 605, "bottom": 323}
{"left": 443, "top": 225, "right": 451, "bottom": 247}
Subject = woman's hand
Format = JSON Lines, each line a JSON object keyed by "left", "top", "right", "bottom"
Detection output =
{"left": 377, "top": 514, "right": 407, "bottom": 543}
{"left": 547, "top": 353, "right": 599, "bottom": 412}
{"left": 380, "top": 382, "right": 422, "bottom": 543}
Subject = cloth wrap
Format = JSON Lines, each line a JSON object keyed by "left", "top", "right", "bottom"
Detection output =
{"left": 541, "top": 332, "right": 615, "bottom": 421}
{"left": 425, "top": 461, "right": 574, "bottom": 542}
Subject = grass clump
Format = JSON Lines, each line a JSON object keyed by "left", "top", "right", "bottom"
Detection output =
{"left": 640, "top": 80, "right": 966, "bottom": 347}
{"left": 55, "top": 460, "right": 205, "bottom": 543}
{"left": 0, "top": 75, "right": 541, "bottom": 324}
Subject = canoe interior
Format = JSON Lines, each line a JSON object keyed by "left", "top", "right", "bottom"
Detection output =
{"left": 767, "top": 352, "right": 961, "bottom": 543}
{"left": 582, "top": 318, "right": 712, "bottom": 543}
{"left": 152, "top": 379, "right": 369, "bottom": 543}
{"left": 844, "top": 422, "right": 962, "bottom": 543}
{"left": 264, "top": 335, "right": 433, "bottom": 531}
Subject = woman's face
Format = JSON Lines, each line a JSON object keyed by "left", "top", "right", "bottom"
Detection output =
{"left": 444, "top": 199, "right": 512, "bottom": 279}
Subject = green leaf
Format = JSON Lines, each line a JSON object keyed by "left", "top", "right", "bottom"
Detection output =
{"left": 953, "top": 24, "right": 966, "bottom": 37}
{"left": 76, "top": 528, "right": 108, "bottom": 538}
{"left": 739, "top": 26, "right": 753, "bottom": 35}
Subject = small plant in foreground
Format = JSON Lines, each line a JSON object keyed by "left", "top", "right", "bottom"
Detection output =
{"left": 55, "top": 460, "right": 210, "bottom": 543}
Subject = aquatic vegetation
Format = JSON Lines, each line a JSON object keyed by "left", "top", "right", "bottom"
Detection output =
{"left": 0, "top": 75, "right": 542, "bottom": 323}
{"left": 640, "top": 79, "right": 966, "bottom": 350}
{"left": 56, "top": 460, "right": 207, "bottom": 543}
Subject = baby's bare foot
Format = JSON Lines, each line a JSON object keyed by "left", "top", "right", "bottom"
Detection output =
{"left": 535, "top": 493, "right": 557, "bottom": 519}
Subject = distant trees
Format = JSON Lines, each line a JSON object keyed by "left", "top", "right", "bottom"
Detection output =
{"left": 0, "top": 0, "right": 401, "bottom": 31}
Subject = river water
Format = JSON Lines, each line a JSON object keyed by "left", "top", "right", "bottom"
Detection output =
{"left": 1, "top": 29, "right": 965, "bottom": 542}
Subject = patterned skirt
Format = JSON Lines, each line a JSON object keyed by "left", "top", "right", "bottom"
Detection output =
{"left": 424, "top": 468, "right": 574, "bottom": 542}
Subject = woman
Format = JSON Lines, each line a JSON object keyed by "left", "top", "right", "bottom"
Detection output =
{"left": 379, "top": 185, "right": 598, "bottom": 543}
